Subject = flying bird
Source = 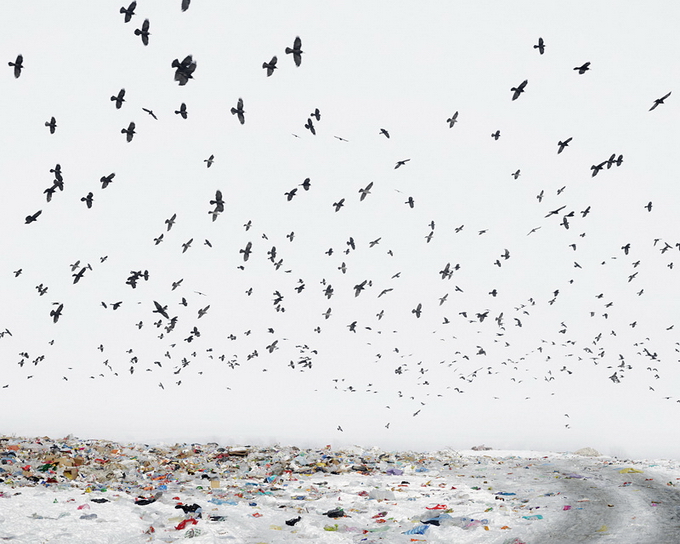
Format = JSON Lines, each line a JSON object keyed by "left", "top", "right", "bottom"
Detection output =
{"left": 181, "top": 0, "right": 191, "bottom": 11}
{"left": 25, "top": 210, "right": 42, "bottom": 224}
{"left": 111, "top": 88, "right": 126, "bottom": 109}
{"left": 175, "top": 102, "right": 188, "bottom": 118}
{"left": 142, "top": 107, "right": 157, "bottom": 120}
{"left": 165, "top": 213, "right": 177, "bottom": 231}
{"left": 120, "top": 2, "right": 136, "bottom": 22}
{"left": 412, "top": 303, "right": 422, "bottom": 318}
{"left": 153, "top": 301, "right": 170, "bottom": 319}
{"left": 511, "top": 79, "right": 528, "bottom": 100}
{"left": 557, "top": 137, "right": 572, "bottom": 154}
{"left": 300, "top": 178, "right": 311, "bottom": 191}
{"left": 134, "top": 19, "right": 150, "bottom": 46}
{"left": 240, "top": 241, "right": 253, "bottom": 262}
{"left": 50, "top": 303, "right": 64, "bottom": 323}
{"left": 285, "top": 36, "right": 303, "bottom": 67}
{"left": 333, "top": 199, "right": 345, "bottom": 212}
{"left": 534, "top": 37, "right": 545, "bottom": 54}
{"left": 649, "top": 91, "right": 671, "bottom": 111}
{"left": 359, "top": 182, "right": 373, "bottom": 201}
{"left": 395, "top": 159, "right": 410, "bottom": 169}
{"left": 262, "top": 56, "right": 277, "bottom": 76}
{"left": 574, "top": 62, "right": 590, "bottom": 74}
{"left": 172, "top": 55, "right": 197, "bottom": 86}
{"left": 204, "top": 155, "right": 215, "bottom": 168}
{"left": 45, "top": 117, "right": 57, "bottom": 134}
{"left": 81, "top": 192, "right": 94, "bottom": 208}
{"left": 9, "top": 54, "right": 23, "bottom": 78}
{"left": 231, "top": 98, "right": 245, "bottom": 125}
{"left": 446, "top": 112, "right": 459, "bottom": 127}
{"left": 100, "top": 173, "right": 115, "bottom": 188}
{"left": 310, "top": 108, "right": 321, "bottom": 121}
{"left": 491, "top": 130, "right": 500, "bottom": 140}
{"left": 121, "top": 121, "right": 136, "bottom": 142}
{"left": 379, "top": 128, "right": 390, "bottom": 138}
{"left": 304, "top": 118, "right": 316, "bottom": 135}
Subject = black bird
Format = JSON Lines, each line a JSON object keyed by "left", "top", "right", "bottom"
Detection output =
{"left": 231, "top": 98, "right": 245, "bottom": 125}
{"left": 50, "top": 164, "right": 63, "bottom": 183}
{"left": 120, "top": 2, "right": 136, "bottom": 22}
{"left": 175, "top": 102, "right": 188, "bottom": 118}
{"left": 100, "top": 173, "right": 115, "bottom": 188}
{"left": 446, "top": 112, "right": 458, "bottom": 127}
{"left": 511, "top": 169, "right": 520, "bottom": 179}
{"left": 262, "top": 56, "right": 277, "bottom": 76}
{"left": 590, "top": 161, "right": 606, "bottom": 177}
{"left": 45, "top": 117, "right": 57, "bottom": 134}
{"left": 300, "top": 178, "right": 311, "bottom": 191}
{"left": 284, "top": 188, "right": 297, "bottom": 201}
{"left": 181, "top": 0, "right": 190, "bottom": 11}
{"left": 240, "top": 241, "right": 253, "bottom": 262}
{"left": 359, "top": 182, "right": 373, "bottom": 201}
{"left": 574, "top": 62, "right": 590, "bottom": 74}
{"left": 50, "top": 303, "right": 64, "bottom": 323}
{"left": 9, "top": 54, "right": 23, "bottom": 78}
{"left": 81, "top": 192, "right": 94, "bottom": 208}
{"left": 121, "top": 121, "right": 136, "bottom": 142}
{"left": 204, "top": 154, "right": 215, "bottom": 168}
{"left": 304, "top": 118, "right": 316, "bottom": 135}
{"left": 111, "top": 88, "right": 126, "bottom": 109}
{"left": 557, "top": 137, "right": 572, "bottom": 154}
{"left": 333, "top": 199, "right": 345, "bottom": 212}
{"left": 649, "top": 91, "right": 671, "bottom": 111}
{"left": 25, "top": 210, "right": 42, "bottom": 224}
{"left": 644, "top": 201, "right": 652, "bottom": 212}
{"left": 534, "top": 37, "right": 545, "bottom": 55}
{"left": 134, "top": 19, "right": 150, "bottom": 46}
{"left": 511, "top": 79, "right": 528, "bottom": 100}
{"left": 310, "top": 108, "right": 321, "bottom": 121}
{"left": 210, "top": 189, "right": 224, "bottom": 213}
{"left": 285, "top": 36, "right": 303, "bottom": 67}
{"left": 142, "top": 107, "right": 157, "bottom": 120}
{"left": 44, "top": 186, "right": 56, "bottom": 202}
{"left": 491, "top": 130, "right": 500, "bottom": 140}
{"left": 405, "top": 196, "right": 415, "bottom": 208}
{"left": 379, "top": 128, "right": 390, "bottom": 138}
{"left": 172, "top": 55, "right": 197, "bottom": 86}
{"left": 165, "top": 213, "right": 177, "bottom": 231}
{"left": 181, "top": 239, "right": 193, "bottom": 253}
{"left": 153, "top": 301, "right": 170, "bottom": 319}
{"left": 412, "top": 303, "right": 422, "bottom": 318}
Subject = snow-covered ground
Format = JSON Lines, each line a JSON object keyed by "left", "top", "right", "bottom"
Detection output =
{"left": 1, "top": 437, "right": 679, "bottom": 543}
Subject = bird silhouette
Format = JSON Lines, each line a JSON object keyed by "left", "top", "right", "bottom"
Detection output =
{"left": 175, "top": 102, "right": 188, "bottom": 118}
{"left": 120, "top": 2, "right": 136, "bottom": 22}
{"left": 204, "top": 155, "right": 215, "bottom": 168}
{"left": 446, "top": 111, "right": 459, "bottom": 127}
{"left": 379, "top": 128, "right": 390, "bottom": 138}
{"left": 134, "top": 19, "right": 150, "bottom": 46}
{"left": 310, "top": 108, "right": 321, "bottom": 121}
{"left": 240, "top": 241, "right": 253, "bottom": 262}
{"left": 50, "top": 303, "right": 64, "bottom": 323}
{"left": 181, "top": 0, "right": 191, "bottom": 11}
{"left": 285, "top": 36, "right": 303, "bottom": 67}
{"left": 304, "top": 118, "right": 316, "bottom": 135}
{"left": 111, "top": 88, "right": 126, "bottom": 109}
{"left": 100, "top": 173, "right": 115, "bottom": 188}
{"left": 172, "top": 55, "right": 197, "bottom": 86}
{"left": 491, "top": 130, "right": 500, "bottom": 140}
{"left": 649, "top": 91, "right": 671, "bottom": 111}
{"left": 121, "top": 122, "right": 136, "bottom": 142}
{"left": 25, "top": 211, "right": 42, "bottom": 224}
{"left": 511, "top": 79, "right": 528, "bottom": 100}
{"left": 359, "top": 182, "right": 373, "bottom": 201}
{"left": 557, "top": 137, "right": 572, "bottom": 154}
{"left": 534, "top": 37, "right": 545, "bottom": 54}
{"left": 333, "top": 199, "right": 345, "bottom": 212}
{"left": 231, "top": 98, "right": 245, "bottom": 125}
{"left": 142, "top": 107, "right": 157, "bottom": 120}
{"left": 395, "top": 159, "right": 410, "bottom": 169}
{"left": 81, "top": 192, "right": 94, "bottom": 208}
{"left": 9, "top": 54, "right": 23, "bottom": 78}
{"left": 574, "top": 62, "right": 590, "bottom": 74}
{"left": 45, "top": 117, "right": 57, "bottom": 134}
{"left": 262, "top": 56, "right": 277, "bottom": 76}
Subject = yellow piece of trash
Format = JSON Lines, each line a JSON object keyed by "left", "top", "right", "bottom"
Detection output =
{"left": 619, "top": 468, "right": 643, "bottom": 473}
{"left": 269, "top": 525, "right": 282, "bottom": 530}
{"left": 596, "top": 525, "right": 608, "bottom": 532}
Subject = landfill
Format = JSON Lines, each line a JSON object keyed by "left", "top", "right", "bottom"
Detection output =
{"left": 1, "top": 435, "right": 680, "bottom": 543}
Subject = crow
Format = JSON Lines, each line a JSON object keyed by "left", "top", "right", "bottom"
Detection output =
{"left": 120, "top": 2, "right": 136, "bottom": 22}
{"left": 491, "top": 130, "right": 500, "bottom": 140}
{"left": 395, "top": 159, "right": 410, "bottom": 169}
{"left": 379, "top": 128, "right": 390, "bottom": 138}
{"left": 534, "top": 37, "right": 545, "bottom": 54}
{"left": 300, "top": 178, "right": 311, "bottom": 191}
{"left": 174, "top": 102, "right": 188, "bottom": 118}
{"left": 649, "top": 91, "right": 671, "bottom": 111}
{"left": 153, "top": 301, "right": 170, "bottom": 319}
{"left": 230, "top": 98, "right": 245, "bottom": 125}
{"left": 240, "top": 241, "right": 253, "bottom": 261}
{"left": 181, "top": 0, "right": 190, "bottom": 11}
{"left": 511, "top": 79, "right": 528, "bottom": 100}
{"left": 100, "top": 173, "right": 115, "bottom": 188}
{"left": 172, "top": 55, "right": 197, "bottom": 85}
{"left": 262, "top": 56, "right": 277, "bottom": 76}
{"left": 45, "top": 117, "right": 57, "bottom": 134}
{"left": 9, "top": 54, "right": 23, "bottom": 78}
{"left": 310, "top": 108, "right": 321, "bottom": 121}
{"left": 81, "top": 192, "right": 94, "bottom": 208}
{"left": 25, "top": 210, "right": 42, "bottom": 224}
{"left": 446, "top": 111, "right": 459, "bottom": 127}
{"left": 50, "top": 303, "right": 64, "bottom": 323}
{"left": 574, "top": 62, "right": 590, "bottom": 74}
{"left": 333, "top": 199, "right": 345, "bottom": 212}
{"left": 204, "top": 154, "right": 215, "bottom": 168}
{"left": 134, "top": 19, "right": 150, "bottom": 46}
{"left": 557, "top": 137, "right": 572, "bottom": 154}
{"left": 165, "top": 213, "right": 177, "bottom": 231}
{"left": 359, "top": 182, "right": 373, "bottom": 201}
{"left": 210, "top": 190, "right": 224, "bottom": 213}
{"left": 111, "top": 88, "right": 126, "bottom": 109}
{"left": 121, "top": 121, "right": 136, "bottom": 142}
{"left": 285, "top": 36, "right": 303, "bottom": 67}
{"left": 304, "top": 118, "right": 316, "bottom": 135}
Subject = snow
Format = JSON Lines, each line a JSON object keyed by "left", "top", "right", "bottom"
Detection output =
{"left": 1, "top": 436, "right": 679, "bottom": 543}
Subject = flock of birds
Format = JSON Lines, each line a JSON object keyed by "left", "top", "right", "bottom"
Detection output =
{"left": 3, "top": 4, "right": 680, "bottom": 437}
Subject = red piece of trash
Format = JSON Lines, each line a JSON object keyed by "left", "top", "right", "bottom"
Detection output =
{"left": 175, "top": 518, "right": 198, "bottom": 530}
{"left": 426, "top": 504, "right": 447, "bottom": 510}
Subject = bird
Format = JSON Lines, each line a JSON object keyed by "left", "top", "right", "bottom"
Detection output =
{"left": 231, "top": 98, "right": 245, "bottom": 125}
{"left": 210, "top": 190, "right": 224, "bottom": 213}
{"left": 197, "top": 305, "right": 210, "bottom": 318}
{"left": 172, "top": 55, "right": 197, "bottom": 85}
{"left": 405, "top": 196, "right": 415, "bottom": 208}
{"left": 240, "top": 241, "right": 253, "bottom": 262}
{"left": 181, "top": 0, "right": 191, "bottom": 11}
{"left": 511, "top": 79, "right": 528, "bottom": 100}
{"left": 175, "top": 102, "right": 188, "bottom": 118}
{"left": 412, "top": 303, "right": 422, "bottom": 318}
{"left": 285, "top": 36, "right": 303, "bottom": 67}
{"left": 534, "top": 37, "right": 545, "bottom": 54}
{"left": 81, "top": 192, "right": 94, "bottom": 208}
{"left": 181, "top": 239, "right": 193, "bottom": 253}
{"left": 204, "top": 155, "right": 215, "bottom": 168}
{"left": 333, "top": 199, "right": 345, "bottom": 212}
{"left": 649, "top": 92, "right": 671, "bottom": 111}
{"left": 100, "top": 173, "right": 115, "bottom": 188}
{"left": 121, "top": 122, "right": 136, "bottom": 142}
{"left": 491, "top": 130, "right": 500, "bottom": 140}
{"left": 300, "top": 178, "right": 311, "bottom": 191}
{"left": 574, "top": 62, "right": 590, "bottom": 74}
{"left": 142, "top": 107, "right": 157, "bottom": 120}
{"left": 262, "top": 56, "right": 277, "bottom": 76}
{"left": 511, "top": 169, "right": 520, "bottom": 179}
{"left": 111, "top": 88, "right": 126, "bottom": 109}
{"left": 379, "top": 128, "right": 390, "bottom": 138}
{"left": 310, "top": 108, "right": 321, "bottom": 121}
{"left": 120, "top": 2, "right": 136, "bottom": 22}
{"left": 165, "top": 213, "right": 177, "bottom": 231}
{"left": 557, "top": 137, "right": 572, "bottom": 154}
{"left": 359, "top": 182, "right": 373, "bottom": 201}
{"left": 284, "top": 188, "right": 297, "bottom": 201}
{"left": 591, "top": 161, "right": 607, "bottom": 177}
{"left": 304, "top": 118, "right": 316, "bottom": 135}
{"left": 446, "top": 112, "right": 459, "bottom": 127}
{"left": 644, "top": 201, "right": 652, "bottom": 212}
{"left": 395, "top": 159, "right": 410, "bottom": 169}
{"left": 134, "top": 19, "right": 150, "bottom": 46}
{"left": 50, "top": 303, "right": 64, "bottom": 323}
{"left": 153, "top": 301, "right": 170, "bottom": 319}
{"left": 45, "top": 117, "right": 57, "bottom": 134}
{"left": 25, "top": 210, "right": 42, "bottom": 224}
{"left": 9, "top": 54, "right": 23, "bottom": 78}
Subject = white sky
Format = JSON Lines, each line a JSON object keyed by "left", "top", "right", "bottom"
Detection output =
{"left": 1, "top": 0, "right": 679, "bottom": 459}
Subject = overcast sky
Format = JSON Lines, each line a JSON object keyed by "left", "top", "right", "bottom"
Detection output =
{"left": 1, "top": 0, "right": 679, "bottom": 459}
